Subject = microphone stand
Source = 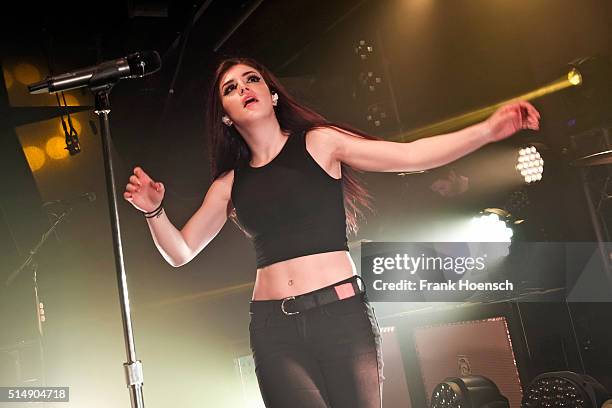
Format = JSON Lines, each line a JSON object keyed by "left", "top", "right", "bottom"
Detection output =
{"left": 26, "top": 51, "right": 154, "bottom": 407}
{"left": 5, "top": 207, "right": 74, "bottom": 401}
{"left": 90, "top": 81, "right": 145, "bottom": 408}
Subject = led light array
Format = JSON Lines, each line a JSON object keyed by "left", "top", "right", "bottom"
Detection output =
{"left": 516, "top": 146, "right": 544, "bottom": 184}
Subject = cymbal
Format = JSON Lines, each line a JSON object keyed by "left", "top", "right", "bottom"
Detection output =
{"left": 570, "top": 150, "right": 612, "bottom": 167}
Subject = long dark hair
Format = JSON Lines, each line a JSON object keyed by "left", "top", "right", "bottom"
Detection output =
{"left": 205, "top": 57, "right": 377, "bottom": 235}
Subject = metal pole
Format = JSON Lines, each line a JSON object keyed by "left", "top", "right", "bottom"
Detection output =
{"left": 94, "top": 86, "right": 145, "bottom": 408}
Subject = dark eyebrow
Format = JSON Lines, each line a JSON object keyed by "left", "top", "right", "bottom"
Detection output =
{"left": 221, "top": 70, "right": 258, "bottom": 89}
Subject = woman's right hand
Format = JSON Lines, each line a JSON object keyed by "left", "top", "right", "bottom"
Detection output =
{"left": 123, "top": 166, "right": 165, "bottom": 214}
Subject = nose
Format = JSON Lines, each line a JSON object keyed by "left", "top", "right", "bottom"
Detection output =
{"left": 239, "top": 82, "right": 249, "bottom": 94}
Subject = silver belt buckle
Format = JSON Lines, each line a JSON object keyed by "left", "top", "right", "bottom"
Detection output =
{"left": 281, "top": 296, "right": 299, "bottom": 315}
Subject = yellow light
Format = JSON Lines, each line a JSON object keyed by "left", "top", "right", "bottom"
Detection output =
{"left": 60, "top": 94, "right": 80, "bottom": 106}
{"left": 57, "top": 117, "right": 82, "bottom": 136}
{"left": 13, "top": 63, "right": 41, "bottom": 84}
{"left": 567, "top": 68, "right": 582, "bottom": 86}
{"left": 150, "top": 281, "right": 254, "bottom": 308}
{"left": 46, "top": 136, "right": 69, "bottom": 160}
{"left": 3, "top": 67, "right": 14, "bottom": 89}
{"left": 23, "top": 146, "right": 46, "bottom": 171}
{"left": 391, "top": 73, "right": 578, "bottom": 142}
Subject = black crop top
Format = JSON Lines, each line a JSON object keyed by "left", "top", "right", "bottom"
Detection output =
{"left": 230, "top": 129, "right": 349, "bottom": 268}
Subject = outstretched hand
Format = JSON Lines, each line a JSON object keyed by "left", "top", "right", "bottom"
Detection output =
{"left": 485, "top": 101, "right": 541, "bottom": 143}
{"left": 123, "top": 166, "right": 165, "bottom": 214}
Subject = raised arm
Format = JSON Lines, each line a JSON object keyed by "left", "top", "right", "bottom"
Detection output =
{"left": 319, "top": 101, "right": 541, "bottom": 173}
{"left": 124, "top": 167, "right": 233, "bottom": 267}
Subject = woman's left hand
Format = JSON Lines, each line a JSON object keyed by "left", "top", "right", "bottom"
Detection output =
{"left": 485, "top": 101, "right": 541, "bottom": 143}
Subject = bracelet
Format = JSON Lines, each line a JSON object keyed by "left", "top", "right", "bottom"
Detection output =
{"left": 144, "top": 206, "right": 163, "bottom": 218}
{"left": 144, "top": 201, "right": 164, "bottom": 218}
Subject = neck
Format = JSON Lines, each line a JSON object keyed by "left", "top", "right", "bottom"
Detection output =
{"left": 235, "top": 117, "right": 289, "bottom": 166}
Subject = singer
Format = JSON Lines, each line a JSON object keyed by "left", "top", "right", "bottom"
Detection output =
{"left": 123, "top": 57, "right": 540, "bottom": 407}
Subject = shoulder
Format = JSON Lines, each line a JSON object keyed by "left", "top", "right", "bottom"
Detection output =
{"left": 304, "top": 127, "right": 339, "bottom": 157}
{"left": 210, "top": 169, "right": 234, "bottom": 200}
{"left": 307, "top": 126, "right": 366, "bottom": 141}
{"left": 304, "top": 126, "right": 343, "bottom": 143}
{"left": 216, "top": 169, "right": 234, "bottom": 186}
{"left": 302, "top": 127, "right": 344, "bottom": 178}
{"left": 305, "top": 126, "right": 365, "bottom": 160}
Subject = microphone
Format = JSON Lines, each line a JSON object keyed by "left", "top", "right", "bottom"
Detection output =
{"left": 42, "top": 192, "right": 97, "bottom": 208}
{"left": 28, "top": 51, "right": 161, "bottom": 94}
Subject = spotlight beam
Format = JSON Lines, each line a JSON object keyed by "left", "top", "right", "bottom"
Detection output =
{"left": 390, "top": 69, "right": 581, "bottom": 142}
{"left": 147, "top": 281, "right": 255, "bottom": 308}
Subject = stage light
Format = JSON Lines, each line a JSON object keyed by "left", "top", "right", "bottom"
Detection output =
{"left": 565, "top": 55, "right": 612, "bottom": 127}
{"left": 568, "top": 68, "right": 582, "bottom": 86}
{"left": 354, "top": 39, "right": 374, "bottom": 60}
{"left": 23, "top": 146, "right": 46, "bottom": 171}
{"left": 470, "top": 209, "right": 514, "bottom": 242}
{"left": 13, "top": 63, "right": 41, "bottom": 84}
{"left": 358, "top": 71, "right": 383, "bottom": 92}
{"left": 522, "top": 371, "right": 612, "bottom": 408}
{"left": 431, "top": 375, "right": 509, "bottom": 408}
{"left": 366, "top": 103, "right": 387, "bottom": 127}
{"left": 515, "top": 146, "right": 544, "bottom": 184}
{"left": 568, "top": 55, "right": 611, "bottom": 93}
{"left": 391, "top": 61, "right": 586, "bottom": 142}
{"left": 45, "top": 136, "right": 70, "bottom": 160}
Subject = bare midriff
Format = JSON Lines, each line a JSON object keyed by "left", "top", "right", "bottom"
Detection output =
{"left": 252, "top": 250, "right": 356, "bottom": 300}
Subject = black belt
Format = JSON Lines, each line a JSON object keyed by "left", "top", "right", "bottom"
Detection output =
{"left": 250, "top": 275, "right": 366, "bottom": 316}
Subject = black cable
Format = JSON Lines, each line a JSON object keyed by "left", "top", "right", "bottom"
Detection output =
{"left": 41, "top": 27, "right": 81, "bottom": 155}
{"left": 55, "top": 91, "right": 81, "bottom": 155}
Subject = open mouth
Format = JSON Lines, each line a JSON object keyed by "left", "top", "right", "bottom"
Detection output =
{"left": 243, "top": 97, "right": 258, "bottom": 107}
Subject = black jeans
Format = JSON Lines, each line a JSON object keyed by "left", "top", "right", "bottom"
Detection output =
{"left": 249, "top": 276, "right": 385, "bottom": 407}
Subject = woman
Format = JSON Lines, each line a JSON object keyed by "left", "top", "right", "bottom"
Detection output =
{"left": 123, "top": 57, "right": 540, "bottom": 407}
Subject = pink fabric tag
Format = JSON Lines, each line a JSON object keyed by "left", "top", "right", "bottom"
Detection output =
{"left": 334, "top": 283, "right": 355, "bottom": 300}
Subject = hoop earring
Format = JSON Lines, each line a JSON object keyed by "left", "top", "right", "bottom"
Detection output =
{"left": 222, "top": 115, "right": 233, "bottom": 126}
{"left": 272, "top": 92, "right": 279, "bottom": 107}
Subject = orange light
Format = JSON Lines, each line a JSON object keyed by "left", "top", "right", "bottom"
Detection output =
{"left": 3, "top": 67, "right": 14, "bottom": 89}
{"left": 59, "top": 94, "right": 80, "bottom": 106}
{"left": 14, "top": 63, "right": 41, "bottom": 84}
{"left": 23, "top": 146, "right": 46, "bottom": 171}
{"left": 45, "top": 136, "right": 70, "bottom": 160}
